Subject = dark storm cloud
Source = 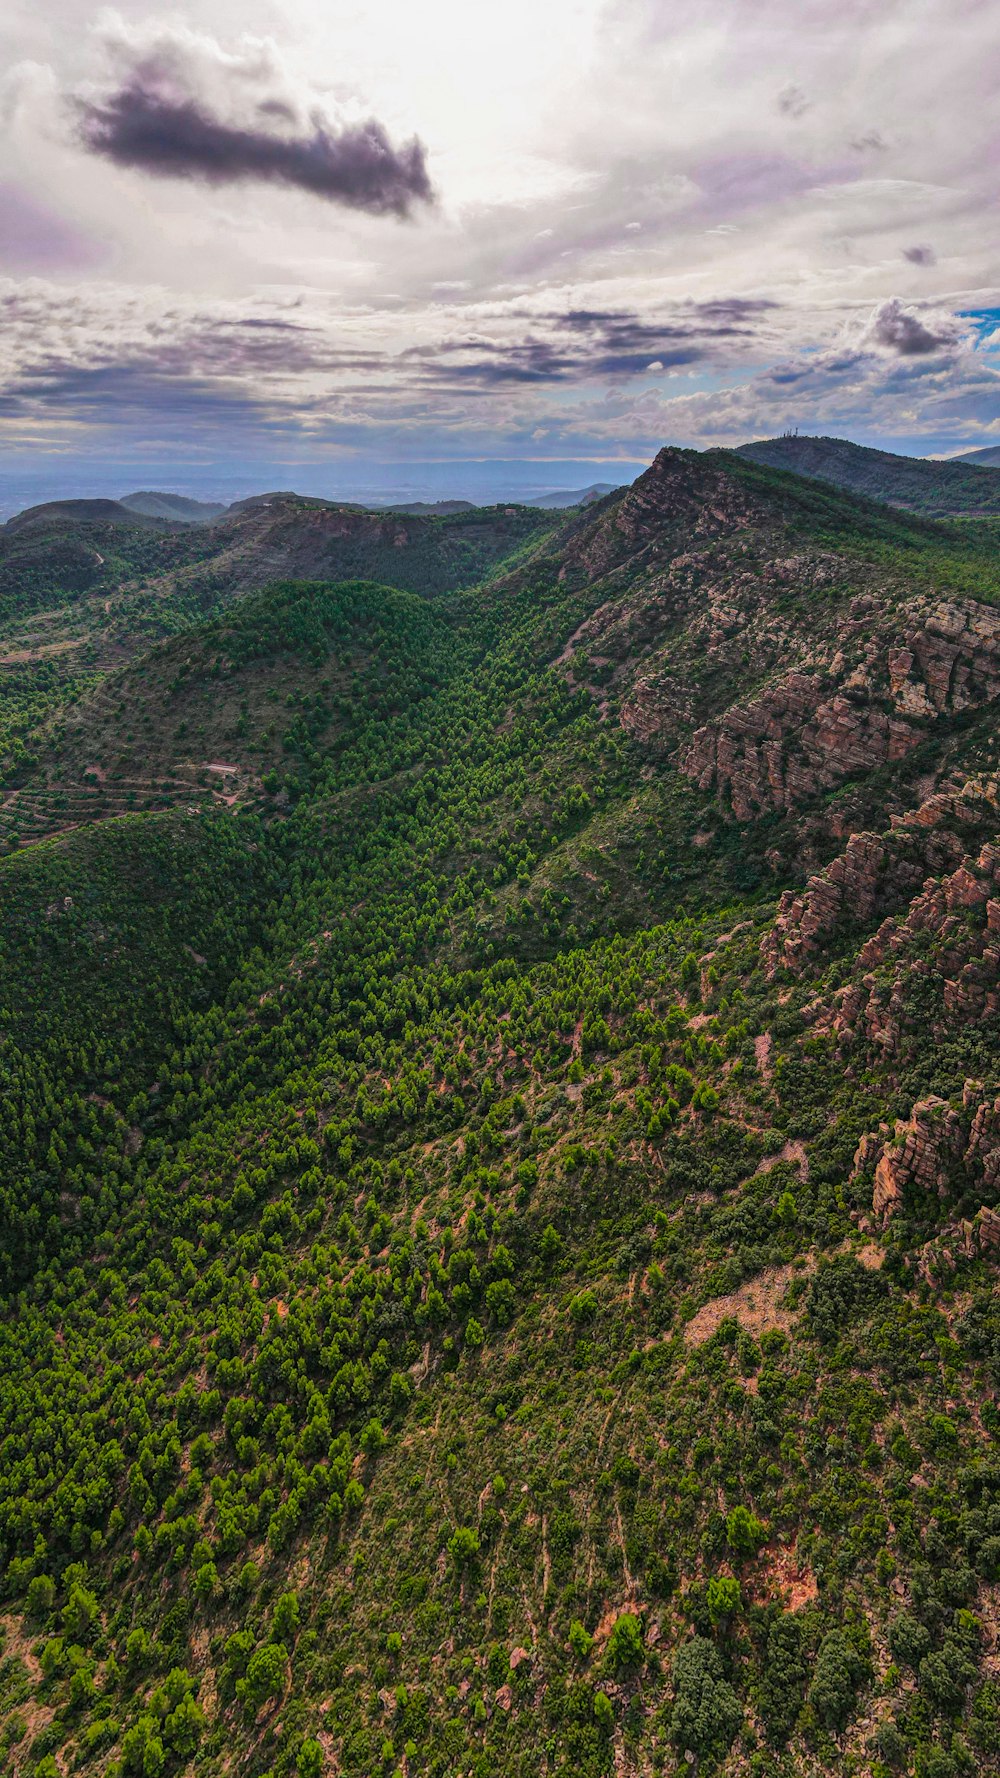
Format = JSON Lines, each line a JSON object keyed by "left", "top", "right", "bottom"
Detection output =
{"left": 75, "top": 82, "right": 434, "bottom": 217}
{"left": 903, "top": 244, "right": 937, "bottom": 266}
{"left": 867, "top": 297, "right": 960, "bottom": 356}
{"left": 0, "top": 360, "right": 289, "bottom": 431}
{"left": 394, "top": 298, "right": 784, "bottom": 390}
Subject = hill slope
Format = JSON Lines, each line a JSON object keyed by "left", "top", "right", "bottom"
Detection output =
{"left": 0, "top": 497, "right": 557, "bottom": 797}
{"left": 120, "top": 493, "right": 228, "bottom": 523}
{"left": 0, "top": 450, "right": 999, "bottom": 1778}
{"left": 954, "top": 444, "right": 1000, "bottom": 469}
{"left": 737, "top": 433, "right": 1000, "bottom": 517}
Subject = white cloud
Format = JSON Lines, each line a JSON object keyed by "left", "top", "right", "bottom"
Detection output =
{"left": 0, "top": 0, "right": 996, "bottom": 466}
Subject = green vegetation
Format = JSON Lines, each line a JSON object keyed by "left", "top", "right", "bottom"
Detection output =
{"left": 737, "top": 432, "right": 1000, "bottom": 518}
{"left": 0, "top": 447, "right": 997, "bottom": 1777}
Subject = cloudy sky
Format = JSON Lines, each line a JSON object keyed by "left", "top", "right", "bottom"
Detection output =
{"left": 1, "top": 0, "right": 998, "bottom": 497}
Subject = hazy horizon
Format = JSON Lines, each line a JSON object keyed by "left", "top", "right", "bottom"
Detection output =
{"left": 1, "top": 429, "right": 995, "bottom": 524}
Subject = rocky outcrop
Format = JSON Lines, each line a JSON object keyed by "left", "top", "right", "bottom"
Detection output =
{"left": 560, "top": 448, "right": 764, "bottom": 586}
{"left": 869, "top": 1097, "right": 965, "bottom": 1222}
{"left": 850, "top": 1081, "right": 1000, "bottom": 1229}
{"left": 915, "top": 1206, "right": 1000, "bottom": 1284}
{"left": 820, "top": 839, "right": 1000, "bottom": 1054}
{"left": 762, "top": 780, "right": 1000, "bottom": 980}
{"left": 682, "top": 596, "right": 1000, "bottom": 821}
{"left": 684, "top": 670, "right": 918, "bottom": 820}
{"left": 762, "top": 830, "right": 932, "bottom": 977}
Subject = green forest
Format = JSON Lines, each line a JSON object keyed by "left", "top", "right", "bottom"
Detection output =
{"left": 0, "top": 449, "right": 998, "bottom": 1778}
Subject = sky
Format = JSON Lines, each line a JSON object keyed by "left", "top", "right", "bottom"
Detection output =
{"left": 1, "top": 0, "right": 999, "bottom": 500}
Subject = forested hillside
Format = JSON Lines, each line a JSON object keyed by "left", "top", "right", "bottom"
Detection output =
{"left": 0, "top": 448, "right": 999, "bottom": 1778}
{"left": 737, "top": 435, "right": 1000, "bottom": 519}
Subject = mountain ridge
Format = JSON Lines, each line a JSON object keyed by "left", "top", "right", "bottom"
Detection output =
{"left": 737, "top": 432, "right": 1000, "bottom": 517}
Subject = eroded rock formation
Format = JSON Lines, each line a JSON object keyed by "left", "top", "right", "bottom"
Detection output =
{"left": 850, "top": 1080, "right": 1000, "bottom": 1234}
{"left": 682, "top": 596, "right": 1000, "bottom": 821}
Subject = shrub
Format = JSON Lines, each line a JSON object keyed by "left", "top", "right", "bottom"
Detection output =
{"left": 485, "top": 1279, "right": 516, "bottom": 1327}
{"left": 670, "top": 1636, "right": 743, "bottom": 1758}
{"left": 241, "top": 1642, "right": 288, "bottom": 1709}
{"left": 888, "top": 1612, "right": 930, "bottom": 1669}
{"left": 593, "top": 1691, "right": 614, "bottom": 1731}
{"left": 725, "top": 1506, "right": 766, "bottom": 1557}
{"left": 706, "top": 1576, "right": 741, "bottom": 1623}
{"left": 606, "top": 1613, "right": 644, "bottom": 1671}
{"left": 271, "top": 1592, "right": 300, "bottom": 1642}
{"left": 298, "top": 1737, "right": 323, "bottom": 1778}
{"left": 447, "top": 1527, "right": 480, "bottom": 1571}
{"left": 25, "top": 1575, "right": 55, "bottom": 1620}
{"left": 807, "top": 1630, "right": 866, "bottom": 1731}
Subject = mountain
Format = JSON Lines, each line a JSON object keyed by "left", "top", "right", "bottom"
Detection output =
{"left": 522, "top": 480, "right": 620, "bottom": 508}
{"left": 120, "top": 492, "right": 228, "bottom": 523}
{"left": 737, "top": 432, "right": 1000, "bottom": 517}
{"left": 1, "top": 447, "right": 1000, "bottom": 1778}
{"left": 0, "top": 494, "right": 557, "bottom": 788}
{"left": 951, "top": 444, "right": 1000, "bottom": 469}
{"left": 3, "top": 496, "right": 173, "bottom": 534}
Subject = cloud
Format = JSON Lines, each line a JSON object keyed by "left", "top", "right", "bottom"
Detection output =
{"left": 776, "top": 84, "right": 810, "bottom": 119}
{"left": 903, "top": 243, "right": 936, "bottom": 266}
{"left": 72, "top": 21, "right": 433, "bottom": 217}
{"left": 863, "top": 297, "right": 963, "bottom": 356}
{"left": 394, "top": 299, "right": 783, "bottom": 389}
{"left": 851, "top": 128, "right": 889, "bottom": 153}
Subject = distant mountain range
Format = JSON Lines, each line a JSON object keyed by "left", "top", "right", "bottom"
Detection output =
{"left": 736, "top": 433, "right": 1000, "bottom": 517}
{"left": 3, "top": 480, "right": 624, "bottom": 533}
{"left": 952, "top": 443, "right": 1000, "bottom": 468}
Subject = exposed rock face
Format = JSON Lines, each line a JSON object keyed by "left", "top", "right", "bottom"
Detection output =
{"left": 682, "top": 596, "right": 1000, "bottom": 821}
{"left": 850, "top": 1081, "right": 1000, "bottom": 1230}
{"left": 762, "top": 781, "right": 1000, "bottom": 981}
{"left": 761, "top": 829, "right": 933, "bottom": 978}
{"left": 819, "top": 839, "right": 1000, "bottom": 1054}
{"left": 915, "top": 1206, "right": 1000, "bottom": 1284}
{"left": 560, "top": 448, "right": 764, "bottom": 586}
{"left": 868, "top": 1097, "right": 964, "bottom": 1223}
{"left": 684, "top": 671, "right": 918, "bottom": 820}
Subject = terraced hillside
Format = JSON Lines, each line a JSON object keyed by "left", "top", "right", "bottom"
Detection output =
{"left": 0, "top": 449, "right": 999, "bottom": 1778}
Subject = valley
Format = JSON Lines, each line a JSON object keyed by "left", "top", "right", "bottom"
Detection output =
{"left": 0, "top": 445, "right": 998, "bottom": 1778}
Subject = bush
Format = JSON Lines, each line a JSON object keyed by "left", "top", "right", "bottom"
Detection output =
{"left": 271, "top": 1592, "right": 300, "bottom": 1642}
{"left": 485, "top": 1279, "right": 516, "bottom": 1327}
{"left": 606, "top": 1613, "right": 644, "bottom": 1671}
{"left": 593, "top": 1691, "right": 614, "bottom": 1732}
{"left": 972, "top": 1678, "right": 1000, "bottom": 1754}
{"left": 447, "top": 1527, "right": 480, "bottom": 1570}
{"left": 706, "top": 1576, "right": 741, "bottom": 1623}
{"left": 298, "top": 1737, "right": 323, "bottom": 1778}
{"left": 725, "top": 1506, "right": 766, "bottom": 1557}
{"left": 670, "top": 1636, "right": 743, "bottom": 1759}
{"left": 241, "top": 1642, "right": 288, "bottom": 1709}
{"left": 888, "top": 1611, "right": 930, "bottom": 1669}
{"left": 25, "top": 1575, "right": 55, "bottom": 1620}
{"left": 807, "top": 1630, "right": 866, "bottom": 1731}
